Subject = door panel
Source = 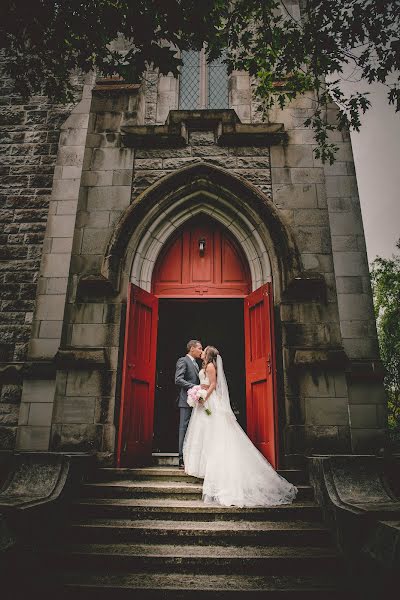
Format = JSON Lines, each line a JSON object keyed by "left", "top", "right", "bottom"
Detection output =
{"left": 152, "top": 216, "right": 251, "bottom": 297}
{"left": 244, "top": 283, "right": 277, "bottom": 468}
{"left": 117, "top": 284, "right": 158, "bottom": 467}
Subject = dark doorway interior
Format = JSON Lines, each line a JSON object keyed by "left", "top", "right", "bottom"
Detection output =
{"left": 153, "top": 299, "right": 246, "bottom": 453}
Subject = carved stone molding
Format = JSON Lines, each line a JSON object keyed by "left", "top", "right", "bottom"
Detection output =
{"left": 121, "top": 109, "right": 287, "bottom": 148}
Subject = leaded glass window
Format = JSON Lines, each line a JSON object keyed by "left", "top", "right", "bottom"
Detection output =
{"left": 179, "top": 49, "right": 228, "bottom": 110}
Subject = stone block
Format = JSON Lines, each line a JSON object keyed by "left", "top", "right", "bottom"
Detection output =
{"left": 350, "top": 428, "right": 386, "bottom": 453}
{"left": 81, "top": 228, "right": 109, "bottom": 254}
{"left": 41, "top": 252, "right": 70, "bottom": 280}
{"left": 329, "top": 211, "right": 363, "bottom": 236}
{"left": 162, "top": 157, "right": 202, "bottom": 169}
{"left": 296, "top": 227, "right": 331, "bottom": 253}
{"left": 1, "top": 384, "right": 22, "bottom": 404}
{"left": 337, "top": 293, "right": 373, "bottom": 321}
{"left": 331, "top": 235, "right": 358, "bottom": 251}
{"left": 272, "top": 184, "right": 318, "bottom": 208}
{"left": 66, "top": 370, "right": 104, "bottom": 397}
{"left": 135, "top": 147, "right": 192, "bottom": 159}
{"left": 28, "top": 338, "right": 60, "bottom": 359}
{"left": 92, "top": 148, "right": 134, "bottom": 170}
{"left": 191, "top": 146, "right": 229, "bottom": 157}
{"left": 51, "top": 237, "right": 73, "bottom": 253}
{"left": 343, "top": 337, "right": 380, "bottom": 359}
{"left": 305, "top": 424, "right": 351, "bottom": 453}
{"left": 56, "top": 146, "right": 85, "bottom": 167}
{"left": 134, "top": 158, "right": 163, "bottom": 170}
{"left": 112, "top": 170, "right": 132, "bottom": 186}
{"left": 28, "top": 402, "right": 54, "bottom": 426}
{"left": 59, "top": 128, "right": 88, "bottom": 148}
{"left": 348, "top": 382, "right": 387, "bottom": 406}
{"left": 300, "top": 371, "right": 336, "bottom": 397}
{"left": 274, "top": 145, "right": 314, "bottom": 168}
{"left": 35, "top": 294, "right": 66, "bottom": 320}
{"left": 333, "top": 252, "right": 369, "bottom": 277}
{"left": 51, "top": 423, "right": 102, "bottom": 452}
{"left": 0, "top": 425, "right": 17, "bottom": 449}
{"left": 46, "top": 277, "right": 68, "bottom": 294}
{"left": 21, "top": 379, "right": 56, "bottom": 404}
{"left": 47, "top": 214, "right": 75, "bottom": 238}
{"left": 70, "top": 303, "right": 105, "bottom": 324}
{"left": 305, "top": 397, "right": 349, "bottom": 426}
{"left": 16, "top": 425, "right": 51, "bottom": 450}
{"left": 271, "top": 167, "right": 291, "bottom": 184}
{"left": 236, "top": 157, "right": 270, "bottom": 169}
{"left": 325, "top": 175, "right": 358, "bottom": 197}
{"left": 340, "top": 320, "right": 369, "bottom": 339}
{"left": 62, "top": 113, "right": 90, "bottom": 130}
{"left": 0, "top": 404, "right": 19, "bottom": 426}
{"left": 349, "top": 404, "right": 378, "bottom": 428}
{"left": 53, "top": 397, "right": 95, "bottom": 424}
{"left": 81, "top": 170, "right": 114, "bottom": 187}
{"left": 291, "top": 167, "right": 324, "bottom": 184}
{"left": 18, "top": 402, "right": 30, "bottom": 425}
{"left": 62, "top": 166, "right": 83, "bottom": 179}
{"left": 301, "top": 254, "right": 334, "bottom": 274}
{"left": 71, "top": 324, "right": 119, "bottom": 347}
{"left": 86, "top": 186, "right": 131, "bottom": 211}
{"left": 294, "top": 209, "right": 329, "bottom": 227}
{"left": 133, "top": 170, "right": 168, "bottom": 190}
{"left": 55, "top": 200, "right": 78, "bottom": 215}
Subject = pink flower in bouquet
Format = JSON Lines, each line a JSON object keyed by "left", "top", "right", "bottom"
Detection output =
{"left": 187, "top": 385, "right": 212, "bottom": 415}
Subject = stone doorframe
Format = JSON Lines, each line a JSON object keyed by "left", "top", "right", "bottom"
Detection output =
{"left": 98, "top": 163, "right": 307, "bottom": 466}
{"left": 101, "top": 163, "right": 303, "bottom": 303}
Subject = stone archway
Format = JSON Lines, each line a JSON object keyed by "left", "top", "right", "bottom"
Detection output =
{"left": 102, "top": 163, "right": 303, "bottom": 301}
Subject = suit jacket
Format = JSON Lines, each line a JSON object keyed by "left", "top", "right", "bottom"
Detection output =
{"left": 175, "top": 355, "right": 200, "bottom": 408}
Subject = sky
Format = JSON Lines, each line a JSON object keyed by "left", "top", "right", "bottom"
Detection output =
{"left": 347, "top": 82, "right": 400, "bottom": 264}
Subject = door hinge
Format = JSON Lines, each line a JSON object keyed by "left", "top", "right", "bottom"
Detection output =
{"left": 267, "top": 353, "right": 272, "bottom": 374}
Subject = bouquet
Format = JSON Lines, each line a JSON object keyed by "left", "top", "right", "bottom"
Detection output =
{"left": 187, "top": 385, "right": 212, "bottom": 415}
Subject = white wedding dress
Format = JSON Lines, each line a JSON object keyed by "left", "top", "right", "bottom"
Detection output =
{"left": 183, "top": 358, "right": 298, "bottom": 507}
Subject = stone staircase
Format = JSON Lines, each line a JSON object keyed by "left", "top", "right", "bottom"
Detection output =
{"left": 18, "top": 454, "right": 357, "bottom": 598}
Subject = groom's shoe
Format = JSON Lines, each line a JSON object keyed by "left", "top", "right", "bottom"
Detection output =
{"left": 178, "top": 458, "right": 184, "bottom": 469}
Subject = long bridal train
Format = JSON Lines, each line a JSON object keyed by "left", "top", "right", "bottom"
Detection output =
{"left": 183, "top": 357, "right": 297, "bottom": 508}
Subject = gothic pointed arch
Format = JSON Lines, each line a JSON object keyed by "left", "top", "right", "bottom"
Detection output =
{"left": 102, "top": 163, "right": 302, "bottom": 299}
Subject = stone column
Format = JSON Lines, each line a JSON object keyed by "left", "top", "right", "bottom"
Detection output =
{"left": 16, "top": 74, "right": 95, "bottom": 450}
{"left": 47, "top": 79, "right": 144, "bottom": 462}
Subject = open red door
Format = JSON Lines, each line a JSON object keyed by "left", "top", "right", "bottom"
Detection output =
{"left": 244, "top": 282, "right": 278, "bottom": 468}
{"left": 117, "top": 284, "right": 158, "bottom": 467}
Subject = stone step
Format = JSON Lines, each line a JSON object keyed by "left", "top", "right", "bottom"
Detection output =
{"left": 90, "top": 467, "right": 308, "bottom": 486}
{"left": 55, "top": 571, "right": 352, "bottom": 598}
{"left": 68, "top": 518, "right": 332, "bottom": 546}
{"left": 72, "top": 498, "right": 323, "bottom": 522}
{"left": 46, "top": 543, "right": 342, "bottom": 575}
{"left": 80, "top": 480, "right": 314, "bottom": 502}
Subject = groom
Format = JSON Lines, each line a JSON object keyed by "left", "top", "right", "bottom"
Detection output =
{"left": 175, "top": 339, "right": 202, "bottom": 468}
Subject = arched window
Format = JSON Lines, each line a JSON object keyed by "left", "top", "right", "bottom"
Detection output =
{"left": 179, "top": 48, "right": 228, "bottom": 110}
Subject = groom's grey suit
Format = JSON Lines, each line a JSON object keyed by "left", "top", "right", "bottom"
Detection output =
{"left": 175, "top": 355, "right": 200, "bottom": 462}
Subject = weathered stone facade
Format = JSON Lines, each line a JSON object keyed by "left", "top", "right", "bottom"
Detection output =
{"left": 0, "top": 4, "right": 387, "bottom": 464}
{"left": 0, "top": 53, "right": 91, "bottom": 448}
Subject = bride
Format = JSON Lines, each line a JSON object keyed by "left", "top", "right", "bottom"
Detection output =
{"left": 183, "top": 346, "right": 298, "bottom": 507}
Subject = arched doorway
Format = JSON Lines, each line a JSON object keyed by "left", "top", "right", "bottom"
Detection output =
{"left": 117, "top": 214, "right": 279, "bottom": 469}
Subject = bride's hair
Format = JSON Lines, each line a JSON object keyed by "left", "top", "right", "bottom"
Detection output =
{"left": 203, "top": 346, "right": 219, "bottom": 375}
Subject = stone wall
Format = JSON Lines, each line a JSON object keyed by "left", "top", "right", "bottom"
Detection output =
{"left": 0, "top": 56, "right": 85, "bottom": 449}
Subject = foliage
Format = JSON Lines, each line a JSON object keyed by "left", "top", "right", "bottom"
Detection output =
{"left": 371, "top": 240, "right": 400, "bottom": 448}
{"left": 1, "top": 1, "right": 399, "bottom": 163}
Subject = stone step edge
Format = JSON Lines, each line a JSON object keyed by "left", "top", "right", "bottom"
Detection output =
{"left": 51, "top": 544, "right": 339, "bottom": 559}
{"left": 70, "top": 519, "right": 330, "bottom": 535}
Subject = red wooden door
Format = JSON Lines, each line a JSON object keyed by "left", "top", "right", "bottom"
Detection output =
{"left": 244, "top": 283, "right": 278, "bottom": 468}
{"left": 152, "top": 216, "right": 251, "bottom": 297}
{"left": 117, "top": 284, "right": 158, "bottom": 467}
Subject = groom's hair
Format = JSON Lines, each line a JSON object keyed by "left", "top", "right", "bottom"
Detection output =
{"left": 187, "top": 339, "right": 201, "bottom": 352}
